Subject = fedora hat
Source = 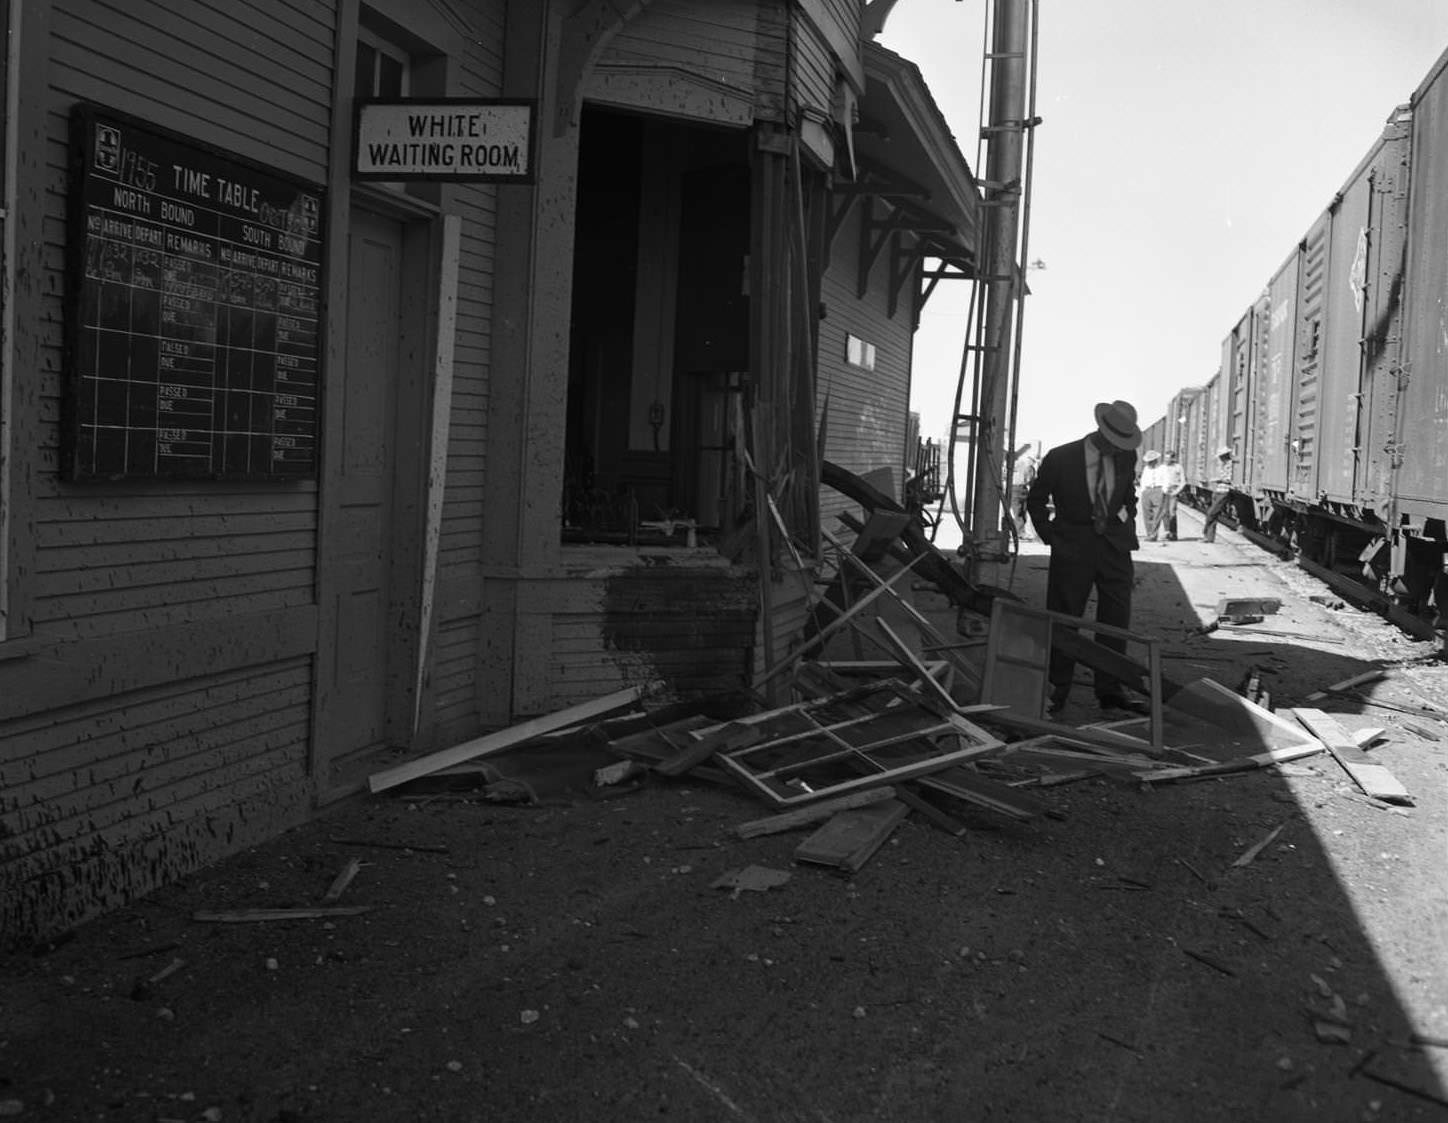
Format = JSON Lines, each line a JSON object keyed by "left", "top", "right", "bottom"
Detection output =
{"left": 1094, "top": 400, "right": 1142, "bottom": 450}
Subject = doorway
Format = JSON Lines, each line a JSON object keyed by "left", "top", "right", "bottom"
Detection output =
{"left": 563, "top": 106, "right": 751, "bottom": 544}
{"left": 317, "top": 207, "right": 407, "bottom": 793}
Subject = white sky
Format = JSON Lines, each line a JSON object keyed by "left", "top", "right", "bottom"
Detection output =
{"left": 882, "top": 1, "right": 1448, "bottom": 456}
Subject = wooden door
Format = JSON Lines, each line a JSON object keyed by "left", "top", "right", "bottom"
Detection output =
{"left": 321, "top": 209, "right": 403, "bottom": 777}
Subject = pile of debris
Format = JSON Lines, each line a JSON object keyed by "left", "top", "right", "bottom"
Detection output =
{"left": 363, "top": 465, "right": 1422, "bottom": 873}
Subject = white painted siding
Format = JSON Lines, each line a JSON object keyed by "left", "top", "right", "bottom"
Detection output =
{"left": 817, "top": 200, "right": 916, "bottom": 530}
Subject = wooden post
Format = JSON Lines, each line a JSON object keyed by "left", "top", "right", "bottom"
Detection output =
{"left": 750, "top": 127, "right": 793, "bottom": 703}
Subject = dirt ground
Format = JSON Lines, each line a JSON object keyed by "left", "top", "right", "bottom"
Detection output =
{"left": 3, "top": 508, "right": 1447, "bottom": 1123}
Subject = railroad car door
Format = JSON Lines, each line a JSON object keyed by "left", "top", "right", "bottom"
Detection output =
{"left": 1399, "top": 66, "right": 1448, "bottom": 516}
{"left": 1258, "top": 251, "right": 1300, "bottom": 495}
{"left": 1355, "top": 125, "right": 1411, "bottom": 513}
{"left": 1289, "top": 217, "right": 1330, "bottom": 505}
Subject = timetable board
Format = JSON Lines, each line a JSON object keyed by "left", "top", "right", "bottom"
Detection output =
{"left": 65, "top": 106, "right": 325, "bottom": 480}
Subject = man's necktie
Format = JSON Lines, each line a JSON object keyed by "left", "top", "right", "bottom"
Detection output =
{"left": 1093, "top": 459, "right": 1111, "bottom": 524}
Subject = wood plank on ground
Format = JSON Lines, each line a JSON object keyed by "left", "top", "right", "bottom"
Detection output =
{"left": 735, "top": 787, "right": 898, "bottom": 839}
{"left": 368, "top": 682, "right": 660, "bottom": 793}
{"left": 1292, "top": 707, "right": 1413, "bottom": 805}
{"left": 655, "top": 720, "right": 763, "bottom": 777}
{"left": 794, "top": 799, "right": 910, "bottom": 872}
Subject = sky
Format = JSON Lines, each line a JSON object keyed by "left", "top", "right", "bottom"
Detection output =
{"left": 880, "top": 1, "right": 1448, "bottom": 460}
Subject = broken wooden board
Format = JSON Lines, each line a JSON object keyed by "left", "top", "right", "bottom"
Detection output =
{"left": 735, "top": 786, "right": 899, "bottom": 839}
{"left": 193, "top": 907, "right": 374, "bottom": 923}
{"left": 760, "top": 551, "right": 927, "bottom": 684}
{"left": 1304, "top": 669, "right": 1386, "bottom": 702}
{"left": 893, "top": 784, "right": 969, "bottom": 836}
{"left": 1138, "top": 739, "right": 1325, "bottom": 784}
{"left": 978, "top": 709, "right": 1163, "bottom": 756}
{"left": 909, "top": 763, "right": 1045, "bottom": 820}
{"left": 794, "top": 799, "right": 910, "bottom": 872}
{"left": 601, "top": 714, "right": 729, "bottom": 784}
{"left": 874, "top": 617, "right": 960, "bottom": 713}
{"left": 368, "top": 681, "right": 660, "bottom": 793}
{"left": 1292, "top": 708, "right": 1413, "bottom": 805}
{"left": 1000, "top": 734, "right": 1168, "bottom": 783}
{"left": 321, "top": 857, "right": 363, "bottom": 903}
{"left": 822, "top": 524, "right": 982, "bottom": 693}
{"left": 655, "top": 720, "right": 763, "bottom": 777}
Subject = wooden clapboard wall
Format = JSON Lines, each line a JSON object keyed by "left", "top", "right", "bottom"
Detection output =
{"left": 817, "top": 197, "right": 917, "bottom": 532}
{"left": 589, "top": 0, "right": 764, "bottom": 125}
{"left": 0, "top": 0, "right": 336, "bottom": 942}
{"left": 505, "top": 553, "right": 758, "bottom": 714}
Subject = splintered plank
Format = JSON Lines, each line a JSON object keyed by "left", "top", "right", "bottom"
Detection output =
{"left": 910, "top": 764, "right": 1044, "bottom": 820}
{"left": 794, "top": 799, "right": 910, "bottom": 872}
{"left": 368, "top": 682, "right": 660, "bottom": 793}
{"left": 735, "top": 787, "right": 898, "bottom": 839}
{"left": 1293, "top": 707, "right": 1413, "bottom": 805}
{"left": 655, "top": 721, "right": 762, "bottom": 777}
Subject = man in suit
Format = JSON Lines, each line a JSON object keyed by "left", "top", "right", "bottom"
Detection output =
{"left": 1026, "top": 400, "right": 1146, "bottom": 715}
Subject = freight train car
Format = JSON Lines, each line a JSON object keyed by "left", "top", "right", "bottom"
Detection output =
{"left": 1144, "top": 47, "right": 1448, "bottom": 632}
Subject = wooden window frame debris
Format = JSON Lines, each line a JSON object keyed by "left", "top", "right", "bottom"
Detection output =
{"left": 979, "top": 598, "right": 1166, "bottom": 752}
{"left": 701, "top": 685, "right": 1003, "bottom": 807}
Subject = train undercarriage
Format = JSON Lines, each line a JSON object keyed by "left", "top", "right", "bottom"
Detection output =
{"left": 1178, "top": 485, "right": 1448, "bottom": 640}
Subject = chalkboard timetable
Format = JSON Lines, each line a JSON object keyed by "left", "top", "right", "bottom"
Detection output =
{"left": 65, "top": 106, "right": 326, "bottom": 480}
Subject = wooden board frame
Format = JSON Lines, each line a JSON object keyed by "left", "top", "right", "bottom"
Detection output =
{"left": 980, "top": 598, "right": 1165, "bottom": 752}
{"left": 713, "top": 702, "right": 1003, "bottom": 807}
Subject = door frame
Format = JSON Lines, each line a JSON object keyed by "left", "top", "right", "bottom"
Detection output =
{"left": 313, "top": 185, "right": 445, "bottom": 802}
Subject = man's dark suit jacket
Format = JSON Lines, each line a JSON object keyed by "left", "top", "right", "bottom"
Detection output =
{"left": 1025, "top": 436, "right": 1139, "bottom": 553}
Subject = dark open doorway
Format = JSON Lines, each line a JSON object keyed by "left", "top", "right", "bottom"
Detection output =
{"left": 563, "top": 105, "right": 750, "bottom": 545}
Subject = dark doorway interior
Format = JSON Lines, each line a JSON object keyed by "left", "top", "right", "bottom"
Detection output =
{"left": 564, "top": 105, "right": 750, "bottom": 544}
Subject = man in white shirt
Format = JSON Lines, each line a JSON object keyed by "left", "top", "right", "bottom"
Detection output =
{"left": 1138, "top": 450, "right": 1167, "bottom": 541}
{"left": 1161, "top": 450, "right": 1186, "bottom": 541}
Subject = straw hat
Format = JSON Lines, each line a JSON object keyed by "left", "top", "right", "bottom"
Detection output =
{"left": 1094, "top": 400, "right": 1142, "bottom": 450}
{"left": 1217, "top": 446, "right": 1233, "bottom": 458}
{"left": 1142, "top": 449, "right": 1161, "bottom": 463}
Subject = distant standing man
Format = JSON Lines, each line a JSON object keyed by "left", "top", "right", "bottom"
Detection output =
{"left": 1138, "top": 450, "right": 1166, "bottom": 541}
{"left": 1200, "top": 446, "right": 1235, "bottom": 543}
{"left": 1161, "top": 450, "right": 1186, "bottom": 541}
{"left": 1008, "top": 449, "right": 1038, "bottom": 539}
{"left": 1026, "top": 400, "right": 1146, "bottom": 715}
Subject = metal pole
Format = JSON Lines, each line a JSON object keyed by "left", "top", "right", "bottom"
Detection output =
{"left": 967, "top": 0, "right": 1029, "bottom": 565}
{"left": 1003, "top": 0, "right": 1039, "bottom": 523}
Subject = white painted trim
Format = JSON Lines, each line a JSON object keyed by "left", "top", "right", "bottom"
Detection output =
{"left": 412, "top": 213, "right": 461, "bottom": 739}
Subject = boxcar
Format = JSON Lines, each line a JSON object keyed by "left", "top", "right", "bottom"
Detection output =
{"left": 1141, "top": 47, "right": 1448, "bottom": 631}
{"left": 1256, "top": 248, "right": 1301, "bottom": 504}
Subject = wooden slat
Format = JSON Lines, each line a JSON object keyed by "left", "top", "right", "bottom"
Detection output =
{"left": 1292, "top": 708, "right": 1413, "bottom": 804}
{"left": 794, "top": 799, "right": 910, "bottom": 872}
{"left": 736, "top": 787, "right": 898, "bottom": 839}
{"left": 368, "top": 682, "right": 661, "bottom": 793}
{"left": 655, "top": 721, "right": 762, "bottom": 777}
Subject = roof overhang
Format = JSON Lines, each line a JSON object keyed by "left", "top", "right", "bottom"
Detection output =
{"left": 841, "top": 41, "right": 981, "bottom": 274}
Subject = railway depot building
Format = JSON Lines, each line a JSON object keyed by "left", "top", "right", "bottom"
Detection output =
{"left": 0, "top": 0, "right": 980, "bottom": 942}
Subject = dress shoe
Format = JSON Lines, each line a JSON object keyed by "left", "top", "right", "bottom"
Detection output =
{"left": 1046, "top": 685, "right": 1070, "bottom": 716}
